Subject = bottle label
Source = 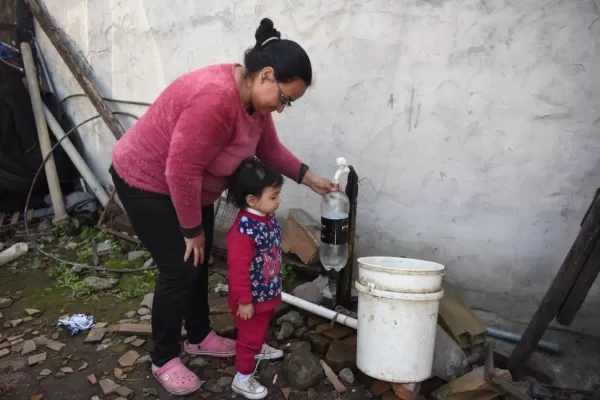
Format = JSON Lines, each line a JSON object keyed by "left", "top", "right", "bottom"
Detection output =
{"left": 321, "top": 217, "right": 349, "bottom": 245}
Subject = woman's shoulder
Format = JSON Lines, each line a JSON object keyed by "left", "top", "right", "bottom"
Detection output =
{"left": 173, "top": 64, "right": 238, "bottom": 99}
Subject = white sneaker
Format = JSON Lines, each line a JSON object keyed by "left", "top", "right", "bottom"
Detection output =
{"left": 254, "top": 343, "right": 283, "bottom": 360}
{"left": 231, "top": 374, "right": 268, "bottom": 399}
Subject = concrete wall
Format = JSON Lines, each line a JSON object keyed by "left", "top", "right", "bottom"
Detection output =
{"left": 37, "top": 0, "right": 600, "bottom": 335}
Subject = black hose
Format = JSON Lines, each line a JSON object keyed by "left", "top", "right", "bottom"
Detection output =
{"left": 60, "top": 93, "right": 152, "bottom": 107}
{"left": 23, "top": 112, "right": 156, "bottom": 273}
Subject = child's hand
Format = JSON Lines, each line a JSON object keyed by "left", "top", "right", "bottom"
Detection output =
{"left": 237, "top": 303, "right": 254, "bottom": 320}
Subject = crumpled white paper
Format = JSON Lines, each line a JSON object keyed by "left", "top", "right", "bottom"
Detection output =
{"left": 56, "top": 313, "right": 95, "bottom": 335}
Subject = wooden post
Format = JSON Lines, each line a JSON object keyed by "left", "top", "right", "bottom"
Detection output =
{"left": 556, "top": 237, "right": 600, "bottom": 325}
{"left": 507, "top": 190, "right": 600, "bottom": 375}
{"left": 25, "top": 0, "right": 125, "bottom": 139}
{"left": 21, "top": 42, "right": 68, "bottom": 222}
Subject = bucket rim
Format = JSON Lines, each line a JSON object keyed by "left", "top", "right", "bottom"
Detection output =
{"left": 355, "top": 280, "right": 445, "bottom": 300}
{"left": 357, "top": 256, "right": 445, "bottom": 275}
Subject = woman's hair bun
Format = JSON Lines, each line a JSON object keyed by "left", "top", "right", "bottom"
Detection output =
{"left": 254, "top": 18, "right": 281, "bottom": 47}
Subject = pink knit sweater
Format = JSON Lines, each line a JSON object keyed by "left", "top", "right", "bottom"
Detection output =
{"left": 112, "top": 64, "right": 303, "bottom": 229}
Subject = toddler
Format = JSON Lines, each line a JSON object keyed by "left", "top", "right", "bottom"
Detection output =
{"left": 226, "top": 158, "right": 286, "bottom": 399}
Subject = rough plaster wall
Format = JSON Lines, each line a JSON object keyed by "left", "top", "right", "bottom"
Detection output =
{"left": 37, "top": 0, "right": 600, "bottom": 335}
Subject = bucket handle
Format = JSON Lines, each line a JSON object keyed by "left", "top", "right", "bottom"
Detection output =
{"left": 355, "top": 280, "right": 445, "bottom": 301}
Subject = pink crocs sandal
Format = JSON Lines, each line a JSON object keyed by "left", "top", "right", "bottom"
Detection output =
{"left": 184, "top": 330, "right": 236, "bottom": 357}
{"left": 152, "top": 357, "right": 202, "bottom": 396}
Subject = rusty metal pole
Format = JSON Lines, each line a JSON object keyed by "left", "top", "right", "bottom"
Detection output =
{"left": 336, "top": 166, "right": 358, "bottom": 308}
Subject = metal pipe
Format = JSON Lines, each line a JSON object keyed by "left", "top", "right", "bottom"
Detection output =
{"left": 21, "top": 42, "right": 68, "bottom": 222}
{"left": 486, "top": 327, "right": 561, "bottom": 353}
{"left": 336, "top": 165, "right": 358, "bottom": 308}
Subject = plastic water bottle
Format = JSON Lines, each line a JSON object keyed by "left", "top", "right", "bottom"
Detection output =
{"left": 320, "top": 157, "right": 350, "bottom": 271}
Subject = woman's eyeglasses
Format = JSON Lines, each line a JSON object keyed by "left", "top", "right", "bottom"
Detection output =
{"left": 276, "top": 82, "right": 293, "bottom": 107}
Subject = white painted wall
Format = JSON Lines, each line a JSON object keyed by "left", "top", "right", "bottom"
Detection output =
{"left": 37, "top": 0, "right": 600, "bottom": 335}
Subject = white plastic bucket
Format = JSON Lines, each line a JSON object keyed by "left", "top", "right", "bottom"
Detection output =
{"left": 357, "top": 256, "right": 444, "bottom": 293}
{"left": 355, "top": 281, "right": 444, "bottom": 383}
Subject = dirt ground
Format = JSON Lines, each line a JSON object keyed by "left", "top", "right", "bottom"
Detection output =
{"left": 0, "top": 222, "right": 370, "bottom": 400}
{"left": 2, "top": 221, "right": 599, "bottom": 400}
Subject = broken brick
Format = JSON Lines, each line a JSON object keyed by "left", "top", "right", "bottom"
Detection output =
{"left": 322, "top": 324, "right": 354, "bottom": 341}
{"left": 28, "top": 352, "right": 47, "bottom": 366}
{"left": 391, "top": 383, "right": 413, "bottom": 400}
{"left": 0, "top": 348, "right": 9, "bottom": 358}
{"left": 343, "top": 333, "right": 357, "bottom": 347}
{"left": 432, "top": 366, "right": 512, "bottom": 400}
{"left": 307, "top": 315, "right": 328, "bottom": 329}
{"left": 99, "top": 379, "right": 120, "bottom": 395}
{"left": 60, "top": 367, "right": 73, "bottom": 374}
{"left": 25, "top": 309, "right": 41, "bottom": 317}
{"left": 87, "top": 374, "right": 98, "bottom": 385}
{"left": 114, "top": 367, "right": 127, "bottom": 379}
{"left": 7, "top": 334, "right": 24, "bottom": 342}
{"left": 118, "top": 350, "right": 141, "bottom": 367}
{"left": 382, "top": 392, "right": 401, "bottom": 400}
{"left": 38, "top": 369, "right": 52, "bottom": 377}
{"left": 123, "top": 336, "right": 137, "bottom": 344}
{"left": 21, "top": 340, "right": 36, "bottom": 356}
{"left": 11, "top": 341, "right": 25, "bottom": 353}
{"left": 32, "top": 336, "right": 50, "bottom": 346}
{"left": 30, "top": 395, "right": 44, "bottom": 400}
{"left": 85, "top": 327, "right": 107, "bottom": 343}
{"left": 115, "top": 385, "right": 134, "bottom": 398}
{"left": 131, "top": 338, "right": 146, "bottom": 348}
{"left": 371, "top": 380, "right": 392, "bottom": 396}
{"left": 46, "top": 341, "right": 66, "bottom": 352}
{"left": 8, "top": 319, "right": 23, "bottom": 327}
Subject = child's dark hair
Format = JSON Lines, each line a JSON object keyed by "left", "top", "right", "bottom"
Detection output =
{"left": 227, "top": 158, "right": 284, "bottom": 209}
{"left": 244, "top": 18, "right": 313, "bottom": 87}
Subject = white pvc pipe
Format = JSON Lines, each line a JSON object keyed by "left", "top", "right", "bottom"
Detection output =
{"left": 281, "top": 292, "right": 358, "bottom": 330}
{"left": 21, "top": 42, "right": 68, "bottom": 222}
{"left": 42, "top": 104, "right": 110, "bottom": 207}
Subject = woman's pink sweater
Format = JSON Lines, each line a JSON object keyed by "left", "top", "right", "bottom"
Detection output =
{"left": 112, "top": 64, "right": 303, "bottom": 229}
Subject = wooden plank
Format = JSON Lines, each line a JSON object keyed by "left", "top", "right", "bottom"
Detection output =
{"left": 507, "top": 191, "right": 600, "bottom": 375}
{"left": 26, "top": 0, "right": 125, "bottom": 140}
{"left": 0, "top": 212, "right": 4, "bottom": 227}
{"left": 319, "top": 360, "right": 347, "bottom": 393}
{"left": 438, "top": 287, "right": 487, "bottom": 348}
{"left": 432, "top": 366, "right": 511, "bottom": 400}
{"left": 556, "top": 237, "right": 600, "bottom": 325}
{"left": 9, "top": 212, "right": 19, "bottom": 225}
{"left": 107, "top": 323, "right": 187, "bottom": 338}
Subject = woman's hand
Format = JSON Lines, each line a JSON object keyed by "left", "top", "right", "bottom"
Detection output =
{"left": 237, "top": 303, "right": 254, "bottom": 320}
{"left": 184, "top": 234, "right": 205, "bottom": 267}
{"left": 302, "top": 170, "right": 340, "bottom": 196}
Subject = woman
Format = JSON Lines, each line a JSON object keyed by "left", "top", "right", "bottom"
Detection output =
{"left": 110, "top": 18, "right": 336, "bottom": 396}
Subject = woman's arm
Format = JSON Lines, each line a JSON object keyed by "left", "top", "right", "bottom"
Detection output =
{"left": 255, "top": 116, "right": 309, "bottom": 184}
{"left": 166, "top": 93, "right": 232, "bottom": 235}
